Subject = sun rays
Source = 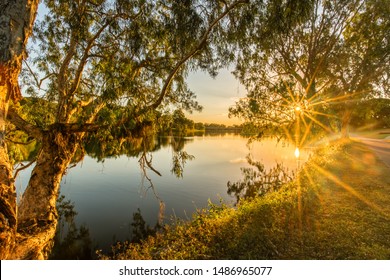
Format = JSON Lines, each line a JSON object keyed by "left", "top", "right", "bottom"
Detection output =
{"left": 312, "top": 162, "right": 388, "bottom": 217}
{"left": 273, "top": 77, "right": 364, "bottom": 152}
{"left": 285, "top": 145, "right": 390, "bottom": 254}
{"left": 291, "top": 139, "right": 390, "bottom": 245}
{"left": 281, "top": 90, "right": 390, "bottom": 239}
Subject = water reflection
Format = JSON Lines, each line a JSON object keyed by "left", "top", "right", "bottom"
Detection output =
{"left": 49, "top": 195, "right": 93, "bottom": 259}
{"left": 227, "top": 155, "right": 295, "bottom": 204}
{"left": 129, "top": 208, "right": 161, "bottom": 244}
{"left": 50, "top": 195, "right": 162, "bottom": 259}
{"left": 295, "top": 147, "right": 300, "bottom": 159}
{"left": 85, "top": 133, "right": 196, "bottom": 180}
{"left": 14, "top": 132, "right": 310, "bottom": 259}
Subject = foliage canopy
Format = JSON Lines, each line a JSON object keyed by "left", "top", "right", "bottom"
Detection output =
{"left": 229, "top": 0, "right": 390, "bottom": 140}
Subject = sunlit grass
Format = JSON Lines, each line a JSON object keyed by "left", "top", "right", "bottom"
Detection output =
{"left": 298, "top": 141, "right": 390, "bottom": 259}
{"left": 311, "top": 162, "right": 388, "bottom": 218}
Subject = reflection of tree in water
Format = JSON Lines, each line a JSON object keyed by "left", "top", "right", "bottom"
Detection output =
{"left": 49, "top": 195, "right": 93, "bottom": 259}
{"left": 227, "top": 156, "right": 294, "bottom": 204}
{"left": 84, "top": 131, "right": 195, "bottom": 179}
{"left": 14, "top": 131, "right": 197, "bottom": 258}
{"left": 51, "top": 198, "right": 164, "bottom": 259}
{"left": 129, "top": 208, "right": 161, "bottom": 244}
{"left": 103, "top": 208, "right": 161, "bottom": 259}
{"left": 170, "top": 136, "right": 195, "bottom": 178}
{"left": 84, "top": 130, "right": 159, "bottom": 162}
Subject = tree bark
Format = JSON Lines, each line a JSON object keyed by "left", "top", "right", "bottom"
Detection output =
{"left": 0, "top": 0, "right": 38, "bottom": 259}
{"left": 341, "top": 101, "right": 352, "bottom": 138}
{"left": 8, "top": 106, "right": 85, "bottom": 259}
{"left": 11, "top": 128, "right": 81, "bottom": 259}
{"left": 0, "top": 129, "right": 16, "bottom": 260}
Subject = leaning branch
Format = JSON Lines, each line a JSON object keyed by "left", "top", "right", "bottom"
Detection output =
{"left": 68, "top": 19, "right": 114, "bottom": 98}
{"left": 14, "top": 159, "right": 36, "bottom": 179}
{"left": 145, "top": 0, "right": 249, "bottom": 112}
{"left": 7, "top": 107, "right": 43, "bottom": 140}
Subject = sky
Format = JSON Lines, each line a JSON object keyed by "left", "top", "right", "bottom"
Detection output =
{"left": 186, "top": 69, "right": 247, "bottom": 125}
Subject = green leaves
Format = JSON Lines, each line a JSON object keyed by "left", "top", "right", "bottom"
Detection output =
{"left": 230, "top": 0, "right": 390, "bottom": 138}
{"left": 30, "top": 1, "right": 255, "bottom": 134}
{"left": 171, "top": 150, "right": 195, "bottom": 178}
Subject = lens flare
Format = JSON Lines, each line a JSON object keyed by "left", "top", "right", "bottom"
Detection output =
{"left": 295, "top": 147, "right": 300, "bottom": 158}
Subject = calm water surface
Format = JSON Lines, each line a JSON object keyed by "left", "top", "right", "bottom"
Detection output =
{"left": 16, "top": 134, "right": 310, "bottom": 256}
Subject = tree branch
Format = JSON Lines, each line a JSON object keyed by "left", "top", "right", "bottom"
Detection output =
{"left": 7, "top": 107, "right": 43, "bottom": 140}
{"left": 14, "top": 159, "right": 36, "bottom": 179}
{"left": 145, "top": 0, "right": 249, "bottom": 112}
{"left": 68, "top": 19, "right": 114, "bottom": 99}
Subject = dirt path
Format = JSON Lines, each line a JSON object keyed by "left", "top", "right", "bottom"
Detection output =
{"left": 353, "top": 137, "right": 390, "bottom": 167}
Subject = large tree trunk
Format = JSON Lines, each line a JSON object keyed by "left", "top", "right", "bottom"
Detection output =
{"left": 341, "top": 110, "right": 351, "bottom": 138}
{"left": 0, "top": 0, "right": 39, "bottom": 259}
{"left": 10, "top": 129, "right": 81, "bottom": 259}
{"left": 0, "top": 127, "right": 16, "bottom": 260}
{"left": 340, "top": 100, "right": 353, "bottom": 139}
{"left": 0, "top": 75, "right": 15, "bottom": 259}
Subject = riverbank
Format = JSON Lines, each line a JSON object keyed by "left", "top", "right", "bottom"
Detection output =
{"left": 100, "top": 139, "right": 390, "bottom": 260}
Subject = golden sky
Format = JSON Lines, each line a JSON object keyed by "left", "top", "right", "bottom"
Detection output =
{"left": 187, "top": 69, "right": 246, "bottom": 125}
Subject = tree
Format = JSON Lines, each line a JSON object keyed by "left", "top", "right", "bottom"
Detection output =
{"left": 172, "top": 109, "right": 194, "bottom": 132}
{"left": 194, "top": 122, "right": 205, "bottom": 131}
{"left": 2, "top": 0, "right": 319, "bottom": 259}
{"left": 326, "top": 0, "right": 390, "bottom": 137}
{"left": 0, "top": 0, "right": 39, "bottom": 260}
{"left": 6, "top": 0, "right": 250, "bottom": 259}
{"left": 350, "top": 98, "right": 390, "bottom": 129}
{"left": 229, "top": 0, "right": 390, "bottom": 141}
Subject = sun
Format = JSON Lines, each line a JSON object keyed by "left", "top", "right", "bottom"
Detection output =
{"left": 294, "top": 147, "right": 300, "bottom": 158}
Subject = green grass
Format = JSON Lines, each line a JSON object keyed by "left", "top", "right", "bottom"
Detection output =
{"left": 99, "top": 139, "right": 390, "bottom": 260}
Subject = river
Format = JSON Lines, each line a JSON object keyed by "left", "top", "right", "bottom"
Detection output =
{"left": 15, "top": 133, "right": 310, "bottom": 258}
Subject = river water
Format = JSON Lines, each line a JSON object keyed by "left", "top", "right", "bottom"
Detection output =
{"left": 15, "top": 133, "right": 310, "bottom": 258}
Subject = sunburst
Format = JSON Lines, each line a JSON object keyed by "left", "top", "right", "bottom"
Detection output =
{"left": 276, "top": 78, "right": 361, "bottom": 152}
{"left": 272, "top": 81, "right": 390, "bottom": 242}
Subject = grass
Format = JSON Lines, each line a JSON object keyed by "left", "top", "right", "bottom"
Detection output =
{"left": 99, "top": 139, "right": 390, "bottom": 260}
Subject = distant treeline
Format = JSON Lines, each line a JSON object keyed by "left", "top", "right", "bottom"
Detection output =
{"left": 164, "top": 109, "right": 243, "bottom": 133}
{"left": 201, "top": 123, "right": 242, "bottom": 131}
